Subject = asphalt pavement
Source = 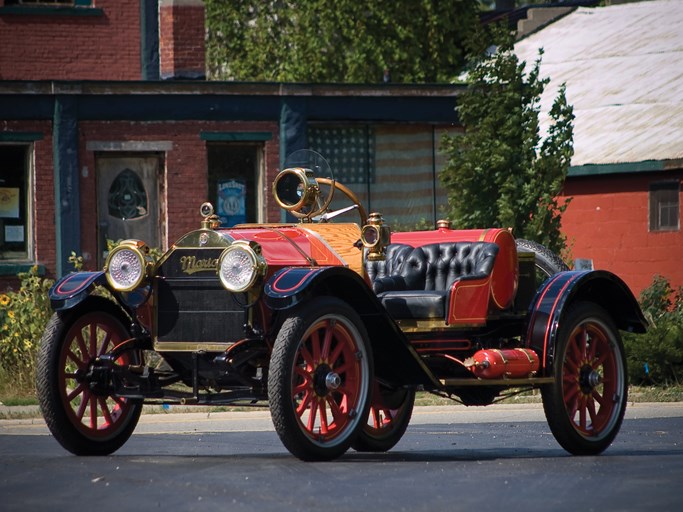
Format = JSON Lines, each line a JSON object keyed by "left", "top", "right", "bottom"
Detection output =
{"left": 2, "top": 401, "right": 683, "bottom": 435}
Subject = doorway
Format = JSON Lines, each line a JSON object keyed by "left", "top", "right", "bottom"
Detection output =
{"left": 96, "top": 155, "right": 162, "bottom": 265}
{"left": 207, "top": 143, "right": 263, "bottom": 226}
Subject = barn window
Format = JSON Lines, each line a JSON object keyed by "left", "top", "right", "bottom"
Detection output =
{"left": 649, "top": 180, "right": 680, "bottom": 231}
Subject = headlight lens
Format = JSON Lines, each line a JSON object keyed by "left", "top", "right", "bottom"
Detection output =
{"left": 272, "top": 167, "right": 319, "bottom": 212}
{"left": 105, "top": 241, "right": 150, "bottom": 292}
{"left": 218, "top": 241, "right": 267, "bottom": 293}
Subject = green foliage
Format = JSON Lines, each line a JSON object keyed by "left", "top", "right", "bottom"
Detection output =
{"left": 205, "top": 0, "right": 480, "bottom": 83}
{"left": 440, "top": 28, "right": 574, "bottom": 255}
{"left": 391, "top": 217, "right": 436, "bottom": 233}
{"left": 0, "top": 267, "right": 54, "bottom": 395}
{"left": 623, "top": 275, "right": 683, "bottom": 386}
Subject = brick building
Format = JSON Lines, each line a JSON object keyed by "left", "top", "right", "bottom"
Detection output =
{"left": 515, "top": 0, "right": 683, "bottom": 296}
{"left": 0, "top": 0, "right": 459, "bottom": 287}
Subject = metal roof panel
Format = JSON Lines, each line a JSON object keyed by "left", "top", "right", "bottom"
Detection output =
{"left": 514, "top": 0, "right": 683, "bottom": 168}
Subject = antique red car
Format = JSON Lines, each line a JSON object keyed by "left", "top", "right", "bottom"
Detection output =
{"left": 37, "top": 151, "right": 647, "bottom": 461}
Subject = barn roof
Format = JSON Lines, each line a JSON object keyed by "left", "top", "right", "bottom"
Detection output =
{"left": 514, "top": 0, "right": 683, "bottom": 174}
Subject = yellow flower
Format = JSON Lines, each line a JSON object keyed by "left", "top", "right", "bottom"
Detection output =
{"left": 0, "top": 294, "right": 9, "bottom": 307}
{"left": 8, "top": 311, "right": 15, "bottom": 319}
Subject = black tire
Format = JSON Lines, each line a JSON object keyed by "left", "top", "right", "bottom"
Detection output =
{"left": 516, "top": 239, "right": 569, "bottom": 285}
{"left": 352, "top": 383, "right": 415, "bottom": 452}
{"left": 268, "top": 297, "right": 373, "bottom": 461}
{"left": 541, "top": 301, "right": 628, "bottom": 455}
{"left": 36, "top": 297, "right": 142, "bottom": 455}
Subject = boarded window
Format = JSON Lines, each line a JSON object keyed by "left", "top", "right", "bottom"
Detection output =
{"left": 649, "top": 180, "right": 680, "bottom": 231}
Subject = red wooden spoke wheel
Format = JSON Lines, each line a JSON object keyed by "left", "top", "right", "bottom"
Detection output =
{"left": 58, "top": 313, "right": 133, "bottom": 436}
{"left": 269, "top": 297, "right": 373, "bottom": 461}
{"left": 37, "top": 297, "right": 142, "bottom": 455}
{"left": 352, "top": 381, "right": 415, "bottom": 452}
{"left": 542, "top": 301, "right": 627, "bottom": 455}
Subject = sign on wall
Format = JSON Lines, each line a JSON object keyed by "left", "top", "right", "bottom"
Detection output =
{"left": 0, "top": 188, "right": 20, "bottom": 218}
{"left": 217, "top": 179, "right": 246, "bottom": 226}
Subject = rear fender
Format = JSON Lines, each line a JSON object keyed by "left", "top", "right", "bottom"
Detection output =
{"left": 526, "top": 270, "right": 647, "bottom": 375}
{"left": 264, "top": 266, "right": 438, "bottom": 388}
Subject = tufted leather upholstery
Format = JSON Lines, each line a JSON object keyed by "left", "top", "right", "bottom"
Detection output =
{"left": 365, "top": 243, "right": 413, "bottom": 283}
{"left": 369, "top": 242, "right": 499, "bottom": 320}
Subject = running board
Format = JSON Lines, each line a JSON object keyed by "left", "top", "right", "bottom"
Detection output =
{"left": 440, "top": 376, "right": 555, "bottom": 387}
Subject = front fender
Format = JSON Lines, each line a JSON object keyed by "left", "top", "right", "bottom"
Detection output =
{"left": 526, "top": 270, "right": 648, "bottom": 375}
{"left": 49, "top": 271, "right": 108, "bottom": 311}
{"left": 264, "top": 266, "right": 439, "bottom": 388}
{"left": 264, "top": 266, "right": 332, "bottom": 311}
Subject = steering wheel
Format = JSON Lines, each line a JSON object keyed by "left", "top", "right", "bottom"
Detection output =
{"left": 273, "top": 168, "right": 368, "bottom": 225}
{"left": 316, "top": 177, "right": 368, "bottom": 226}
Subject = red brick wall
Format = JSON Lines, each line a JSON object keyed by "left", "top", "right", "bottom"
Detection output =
{"left": 159, "top": 0, "right": 206, "bottom": 79}
{"left": 561, "top": 172, "right": 683, "bottom": 296}
{"left": 78, "top": 120, "right": 280, "bottom": 270}
{"left": 0, "top": 0, "right": 142, "bottom": 80}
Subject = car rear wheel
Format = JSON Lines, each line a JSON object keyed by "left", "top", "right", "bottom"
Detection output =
{"left": 36, "top": 297, "right": 142, "bottom": 455}
{"left": 268, "top": 297, "right": 373, "bottom": 461}
{"left": 352, "top": 382, "right": 415, "bottom": 452}
{"left": 542, "top": 301, "right": 627, "bottom": 455}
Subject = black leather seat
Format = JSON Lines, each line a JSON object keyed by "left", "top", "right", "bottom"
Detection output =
{"left": 369, "top": 242, "right": 499, "bottom": 320}
{"left": 365, "top": 243, "right": 412, "bottom": 283}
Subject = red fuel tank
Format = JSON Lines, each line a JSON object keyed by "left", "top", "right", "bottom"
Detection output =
{"left": 466, "top": 348, "right": 540, "bottom": 379}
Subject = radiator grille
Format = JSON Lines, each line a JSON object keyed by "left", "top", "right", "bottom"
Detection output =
{"left": 154, "top": 249, "right": 246, "bottom": 345}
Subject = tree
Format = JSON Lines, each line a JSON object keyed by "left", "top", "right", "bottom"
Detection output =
{"left": 440, "top": 29, "right": 574, "bottom": 254}
{"left": 205, "top": 0, "right": 480, "bottom": 83}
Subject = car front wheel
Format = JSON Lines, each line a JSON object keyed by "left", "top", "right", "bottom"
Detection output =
{"left": 268, "top": 297, "right": 373, "bottom": 461}
{"left": 36, "top": 297, "right": 142, "bottom": 455}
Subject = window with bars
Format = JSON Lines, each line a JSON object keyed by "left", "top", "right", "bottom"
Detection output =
{"left": 649, "top": 180, "right": 680, "bottom": 232}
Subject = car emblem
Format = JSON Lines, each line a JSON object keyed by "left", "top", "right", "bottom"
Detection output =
{"left": 199, "top": 233, "right": 209, "bottom": 246}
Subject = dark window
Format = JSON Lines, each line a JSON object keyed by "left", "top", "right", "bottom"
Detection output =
{"left": 0, "top": 145, "right": 31, "bottom": 261}
{"left": 108, "top": 169, "right": 148, "bottom": 220}
{"left": 3, "top": 1, "right": 82, "bottom": 5}
{"left": 649, "top": 180, "right": 680, "bottom": 231}
{"left": 207, "top": 144, "right": 260, "bottom": 226}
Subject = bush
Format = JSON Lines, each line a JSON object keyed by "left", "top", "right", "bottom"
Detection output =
{"left": 0, "top": 266, "right": 55, "bottom": 396}
{"left": 623, "top": 275, "right": 683, "bottom": 386}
